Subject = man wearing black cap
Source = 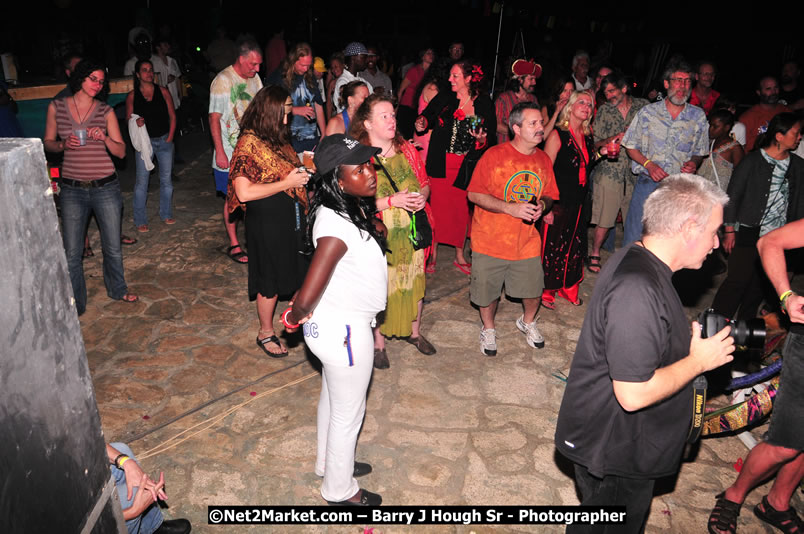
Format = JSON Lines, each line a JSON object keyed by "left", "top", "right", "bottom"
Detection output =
{"left": 332, "top": 42, "right": 373, "bottom": 113}
{"left": 494, "top": 59, "right": 541, "bottom": 144}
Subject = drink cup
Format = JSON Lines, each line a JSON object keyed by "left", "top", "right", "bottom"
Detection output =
{"left": 606, "top": 139, "right": 620, "bottom": 160}
{"left": 75, "top": 129, "right": 87, "bottom": 146}
{"left": 302, "top": 151, "right": 316, "bottom": 172}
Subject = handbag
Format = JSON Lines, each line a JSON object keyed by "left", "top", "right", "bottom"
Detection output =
{"left": 375, "top": 159, "right": 433, "bottom": 250}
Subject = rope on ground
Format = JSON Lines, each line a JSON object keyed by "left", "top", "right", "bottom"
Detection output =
{"left": 135, "top": 371, "right": 318, "bottom": 461}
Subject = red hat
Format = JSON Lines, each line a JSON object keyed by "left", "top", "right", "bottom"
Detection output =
{"left": 512, "top": 59, "right": 542, "bottom": 79}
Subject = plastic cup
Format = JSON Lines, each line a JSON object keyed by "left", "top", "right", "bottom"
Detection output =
{"left": 302, "top": 151, "right": 315, "bottom": 172}
{"left": 606, "top": 139, "right": 620, "bottom": 160}
{"left": 75, "top": 129, "right": 87, "bottom": 146}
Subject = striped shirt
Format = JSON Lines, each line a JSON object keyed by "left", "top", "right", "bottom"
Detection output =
{"left": 54, "top": 97, "right": 115, "bottom": 180}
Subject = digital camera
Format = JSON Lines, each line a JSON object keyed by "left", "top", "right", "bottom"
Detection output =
{"left": 697, "top": 309, "right": 765, "bottom": 349}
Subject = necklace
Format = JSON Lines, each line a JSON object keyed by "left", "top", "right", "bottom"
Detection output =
{"left": 72, "top": 96, "right": 95, "bottom": 124}
{"left": 380, "top": 141, "right": 395, "bottom": 158}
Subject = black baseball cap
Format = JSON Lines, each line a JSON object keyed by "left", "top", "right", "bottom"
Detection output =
{"left": 313, "top": 134, "right": 380, "bottom": 176}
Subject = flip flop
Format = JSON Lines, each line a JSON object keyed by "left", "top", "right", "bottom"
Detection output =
{"left": 121, "top": 235, "right": 138, "bottom": 245}
{"left": 256, "top": 334, "right": 288, "bottom": 358}
{"left": 120, "top": 293, "right": 138, "bottom": 303}
{"left": 83, "top": 246, "right": 94, "bottom": 258}
{"left": 425, "top": 263, "right": 436, "bottom": 274}
{"left": 453, "top": 260, "right": 471, "bottom": 275}
{"left": 226, "top": 245, "right": 248, "bottom": 264}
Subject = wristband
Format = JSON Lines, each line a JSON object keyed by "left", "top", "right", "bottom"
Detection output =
{"left": 281, "top": 308, "right": 300, "bottom": 329}
{"left": 643, "top": 159, "right": 652, "bottom": 167}
{"left": 388, "top": 195, "right": 393, "bottom": 208}
{"left": 118, "top": 457, "right": 131, "bottom": 468}
{"left": 475, "top": 139, "right": 487, "bottom": 150}
{"left": 780, "top": 290, "right": 794, "bottom": 313}
{"left": 113, "top": 454, "right": 130, "bottom": 469}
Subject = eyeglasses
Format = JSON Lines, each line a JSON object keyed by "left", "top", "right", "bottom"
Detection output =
{"left": 88, "top": 75, "right": 105, "bottom": 84}
{"left": 669, "top": 77, "right": 693, "bottom": 86}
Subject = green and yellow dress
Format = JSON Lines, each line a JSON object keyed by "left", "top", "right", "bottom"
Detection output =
{"left": 376, "top": 152, "right": 427, "bottom": 337}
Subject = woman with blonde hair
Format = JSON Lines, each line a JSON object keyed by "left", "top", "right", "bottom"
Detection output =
{"left": 541, "top": 90, "right": 603, "bottom": 308}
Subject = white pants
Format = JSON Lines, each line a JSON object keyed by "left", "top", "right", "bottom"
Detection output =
{"left": 304, "top": 309, "right": 375, "bottom": 502}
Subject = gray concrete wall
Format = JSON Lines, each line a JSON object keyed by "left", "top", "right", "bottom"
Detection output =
{"left": 0, "top": 139, "right": 122, "bottom": 533}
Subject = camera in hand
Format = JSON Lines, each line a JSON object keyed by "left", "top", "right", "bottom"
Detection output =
{"left": 697, "top": 308, "right": 765, "bottom": 349}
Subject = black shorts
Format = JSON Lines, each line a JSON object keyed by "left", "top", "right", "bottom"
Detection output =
{"left": 767, "top": 331, "right": 804, "bottom": 451}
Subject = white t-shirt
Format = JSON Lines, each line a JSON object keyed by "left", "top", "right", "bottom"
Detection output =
{"left": 312, "top": 206, "right": 387, "bottom": 317}
{"left": 731, "top": 121, "right": 747, "bottom": 147}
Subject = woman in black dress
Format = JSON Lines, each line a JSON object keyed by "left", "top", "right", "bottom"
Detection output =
{"left": 228, "top": 86, "right": 311, "bottom": 356}
{"left": 541, "top": 90, "right": 602, "bottom": 308}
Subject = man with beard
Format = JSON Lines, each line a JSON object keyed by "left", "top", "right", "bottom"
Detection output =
{"left": 357, "top": 46, "right": 392, "bottom": 96}
{"left": 588, "top": 71, "right": 649, "bottom": 270}
{"left": 467, "top": 103, "right": 559, "bottom": 356}
{"left": 740, "top": 76, "right": 791, "bottom": 151}
{"left": 494, "top": 59, "right": 541, "bottom": 144}
{"left": 621, "top": 61, "right": 709, "bottom": 245}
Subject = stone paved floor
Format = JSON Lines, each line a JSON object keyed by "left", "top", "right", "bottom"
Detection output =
{"left": 78, "top": 132, "right": 795, "bottom": 533}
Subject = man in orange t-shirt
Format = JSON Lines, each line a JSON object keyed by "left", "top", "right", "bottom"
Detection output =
{"left": 467, "top": 102, "right": 559, "bottom": 356}
{"left": 740, "top": 76, "right": 791, "bottom": 151}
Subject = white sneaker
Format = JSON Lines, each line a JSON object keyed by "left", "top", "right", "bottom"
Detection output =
{"left": 480, "top": 328, "right": 497, "bottom": 356}
{"left": 516, "top": 315, "right": 545, "bottom": 349}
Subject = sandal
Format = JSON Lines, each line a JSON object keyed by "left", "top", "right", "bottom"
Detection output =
{"left": 256, "top": 334, "right": 288, "bottom": 358}
{"left": 425, "top": 263, "right": 436, "bottom": 274}
{"left": 226, "top": 245, "right": 248, "bottom": 264}
{"left": 754, "top": 495, "right": 803, "bottom": 534}
{"left": 541, "top": 299, "right": 555, "bottom": 310}
{"left": 453, "top": 260, "right": 471, "bottom": 275}
{"left": 587, "top": 255, "right": 601, "bottom": 274}
{"left": 121, "top": 235, "right": 138, "bottom": 245}
{"left": 570, "top": 298, "right": 583, "bottom": 306}
{"left": 83, "top": 245, "right": 94, "bottom": 258}
{"left": 120, "top": 293, "right": 139, "bottom": 303}
{"left": 707, "top": 492, "right": 741, "bottom": 534}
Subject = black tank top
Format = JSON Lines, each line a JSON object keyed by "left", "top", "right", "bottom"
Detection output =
{"left": 133, "top": 84, "right": 170, "bottom": 137}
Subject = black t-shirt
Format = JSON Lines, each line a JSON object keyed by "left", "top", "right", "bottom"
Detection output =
{"left": 555, "top": 244, "right": 693, "bottom": 479}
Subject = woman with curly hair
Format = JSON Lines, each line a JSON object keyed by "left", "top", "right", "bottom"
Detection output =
{"left": 228, "top": 85, "right": 311, "bottom": 356}
{"left": 350, "top": 94, "right": 436, "bottom": 369}
{"left": 282, "top": 134, "right": 387, "bottom": 506}
{"left": 541, "top": 90, "right": 602, "bottom": 308}
{"left": 325, "top": 80, "right": 369, "bottom": 135}
{"left": 414, "top": 60, "right": 496, "bottom": 274}
{"left": 44, "top": 59, "right": 136, "bottom": 315}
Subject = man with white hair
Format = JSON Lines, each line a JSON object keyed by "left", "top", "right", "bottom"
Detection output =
{"left": 555, "top": 174, "right": 735, "bottom": 532}
{"left": 571, "top": 51, "right": 592, "bottom": 91}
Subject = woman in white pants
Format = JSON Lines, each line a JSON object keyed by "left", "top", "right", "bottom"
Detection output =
{"left": 283, "top": 134, "right": 387, "bottom": 506}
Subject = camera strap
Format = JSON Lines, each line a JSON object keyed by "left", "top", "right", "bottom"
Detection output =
{"left": 686, "top": 374, "right": 708, "bottom": 443}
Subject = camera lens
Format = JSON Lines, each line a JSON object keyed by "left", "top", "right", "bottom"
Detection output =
{"left": 730, "top": 318, "right": 766, "bottom": 349}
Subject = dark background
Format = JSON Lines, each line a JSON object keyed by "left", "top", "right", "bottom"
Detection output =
{"left": 2, "top": 0, "right": 801, "bottom": 107}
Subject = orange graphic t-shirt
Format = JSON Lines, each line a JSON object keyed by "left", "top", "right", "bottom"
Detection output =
{"left": 468, "top": 142, "right": 559, "bottom": 261}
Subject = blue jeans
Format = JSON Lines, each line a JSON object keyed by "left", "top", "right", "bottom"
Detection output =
{"left": 622, "top": 174, "right": 658, "bottom": 246}
{"left": 60, "top": 178, "right": 128, "bottom": 315}
{"left": 133, "top": 135, "right": 174, "bottom": 226}
{"left": 109, "top": 443, "right": 163, "bottom": 534}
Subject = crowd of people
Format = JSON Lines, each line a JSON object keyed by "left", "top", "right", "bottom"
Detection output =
{"left": 15, "top": 25, "right": 804, "bottom": 532}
